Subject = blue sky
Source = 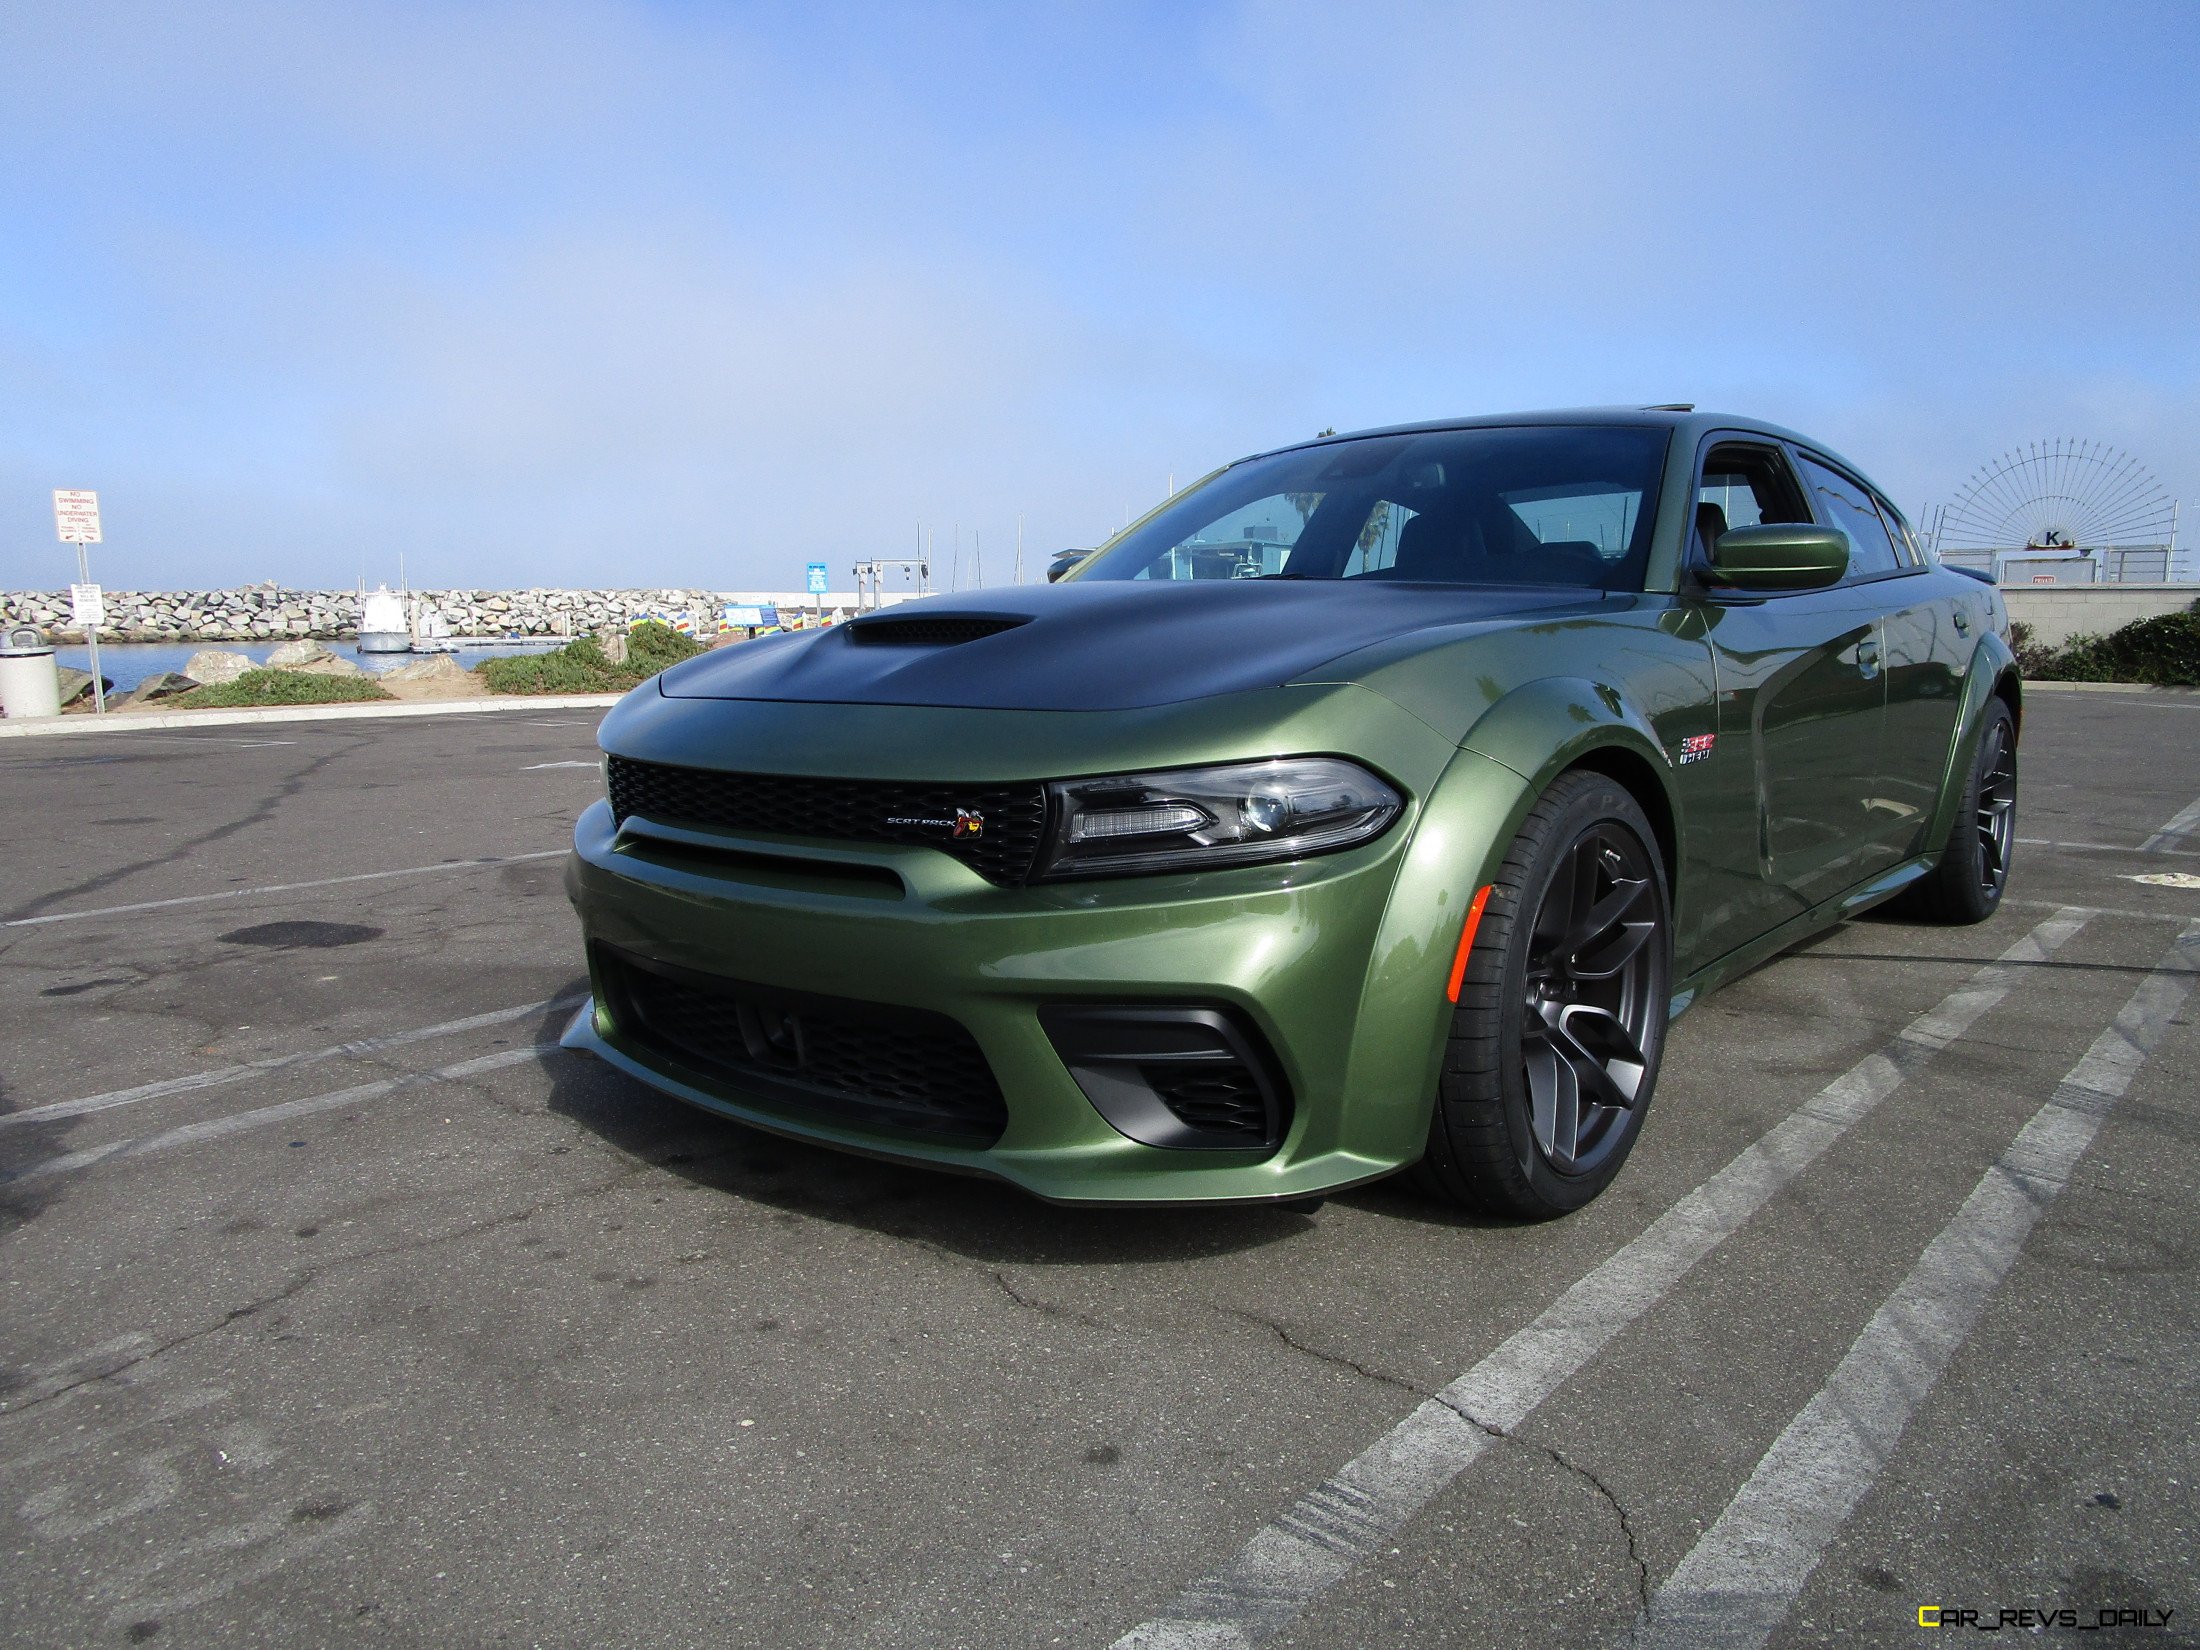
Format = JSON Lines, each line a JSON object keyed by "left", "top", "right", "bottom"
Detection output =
{"left": 3, "top": 0, "right": 2195, "bottom": 593}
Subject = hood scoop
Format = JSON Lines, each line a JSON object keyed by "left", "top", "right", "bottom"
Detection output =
{"left": 844, "top": 613, "right": 1032, "bottom": 647}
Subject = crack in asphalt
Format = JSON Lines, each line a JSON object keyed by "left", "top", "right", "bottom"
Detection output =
{"left": 985, "top": 1268, "right": 1112, "bottom": 1330}
{"left": 1203, "top": 1306, "right": 1658, "bottom": 1616}
{"left": 0, "top": 1272, "right": 319, "bottom": 1420}
{"left": 1216, "top": 1305, "right": 1432, "bottom": 1398}
{"left": 4, "top": 738, "right": 370, "bottom": 923}
{"left": 0, "top": 1135, "right": 725, "bottom": 1422}
{"left": 1432, "top": 1396, "right": 1653, "bottom": 1615}
{"left": 1541, "top": 1440, "right": 1654, "bottom": 1616}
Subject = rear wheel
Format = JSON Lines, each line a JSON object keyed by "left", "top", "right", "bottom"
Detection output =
{"left": 1413, "top": 772, "right": 1671, "bottom": 1219}
{"left": 1890, "top": 698, "right": 2017, "bottom": 925}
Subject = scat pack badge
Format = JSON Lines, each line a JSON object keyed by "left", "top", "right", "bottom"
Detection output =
{"left": 1676, "top": 733, "right": 1717, "bottom": 766}
{"left": 883, "top": 807, "right": 986, "bottom": 838}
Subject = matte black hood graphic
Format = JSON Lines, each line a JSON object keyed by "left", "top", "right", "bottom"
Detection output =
{"left": 658, "top": 581, "right": 1608, "bottom": 712}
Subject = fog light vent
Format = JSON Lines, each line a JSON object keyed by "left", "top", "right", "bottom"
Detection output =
{"left": 1040, "top": 1006, "right": 1291, "bottom": 1153}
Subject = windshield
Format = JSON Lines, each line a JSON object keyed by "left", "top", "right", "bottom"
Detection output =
{"left": 1073, "top": 425, "right": 1669, "bottom": 591}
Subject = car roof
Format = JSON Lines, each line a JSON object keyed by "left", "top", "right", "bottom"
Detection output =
{"left": 1243, "top": 406, "right": 1871, "bottom": 483}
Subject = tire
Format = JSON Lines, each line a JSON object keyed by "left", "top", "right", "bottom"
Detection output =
{"left": 1889, "top": 698, "right": 2017, "bottom": 926}
{"left": 1412, "top": 771, "right": 1672, "bottom": 1220}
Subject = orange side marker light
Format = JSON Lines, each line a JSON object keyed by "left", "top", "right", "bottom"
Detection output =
{"left": 1445, "top": 884, "right": 1494, "bottom": 1004}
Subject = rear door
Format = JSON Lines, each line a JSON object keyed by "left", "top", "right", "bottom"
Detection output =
{"left": 1841, "top": 477, "right": 1967, "bottom": 852}
{"left": 1682, "top": 438, "right": 1891, "bottom": 955}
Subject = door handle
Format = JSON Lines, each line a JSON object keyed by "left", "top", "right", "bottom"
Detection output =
{"left": 1953, "top": 611, "right": 1971, "bottom": 636}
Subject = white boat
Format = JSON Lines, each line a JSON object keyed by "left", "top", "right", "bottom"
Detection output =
{"left": 410, "top": 606, "right": 460, "bottom": 654}
{"left": 358, "top": 585, "right": 410, "bottom": 653}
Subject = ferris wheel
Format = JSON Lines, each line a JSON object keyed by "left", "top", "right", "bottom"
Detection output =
{"left": 1933, "top": 440, "right": 2177, "bottom": 557}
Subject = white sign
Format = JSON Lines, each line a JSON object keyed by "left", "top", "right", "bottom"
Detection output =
{"left": 722, "top": 604, "right": 765, "bottom": 629}
{"left": 54, "top": 490, "right": 102, "bottom": 544}
{"left": 70, "top": 583, "right": 106, "bottom": 629}
{"left": 806, "top": 561, "right": 829, "bottom": 594}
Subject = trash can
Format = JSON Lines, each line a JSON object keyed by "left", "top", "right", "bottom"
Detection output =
{"left": 0, "top": 626, "right": 62, "bottom": 720}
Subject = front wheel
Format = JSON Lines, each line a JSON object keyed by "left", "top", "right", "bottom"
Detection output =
{"left": 1412, "top": 771, "right": 1672, "bottom": 1220}
{"left": 1889, "top": 698, "right": 2017, "bottom": 925}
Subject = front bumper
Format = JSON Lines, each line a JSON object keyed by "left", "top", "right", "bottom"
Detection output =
{"left": 562, "top": 693, "right": 1531, "bottom": 1203}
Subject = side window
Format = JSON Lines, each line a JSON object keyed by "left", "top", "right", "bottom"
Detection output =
{"left": 1797, "top": 454, "right": 1900, "bottom": 579}
{"left": 1694, "top": 442, "right": 1809, "bottom": 559}
{"left": 1873, "top": 492, "right": 1923, "bottom": 566}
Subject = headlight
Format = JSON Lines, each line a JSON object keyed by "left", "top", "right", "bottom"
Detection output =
{"left": 1036, "top": 757, "right": 1403, "bottom": 880}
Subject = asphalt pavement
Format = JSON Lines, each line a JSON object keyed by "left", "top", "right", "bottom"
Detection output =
{"left": 1, "top": 690, "right": 2195, "bottom": 1649}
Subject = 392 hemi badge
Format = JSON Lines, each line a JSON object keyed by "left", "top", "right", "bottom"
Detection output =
{"left": 1677, "top": 733, "right": 1716, "bottom": 766}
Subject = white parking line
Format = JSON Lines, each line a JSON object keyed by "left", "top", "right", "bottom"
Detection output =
{"left": 2139, "top": 793, "right": 2200, "bottom": 853}
{"left": 523, "top": 761, "right": 598, "bottom": 770}
{"left": 1634, "top": 918, "right": 2200, "bottom": 1650}
{"left": 1, "top": 850, "right": 566, "bottom": 929}
{"left": 2016, "top": 835, "right": 2196, "bottom": 857}
{"left": 0, "top": 995, "right": 582, "bottom": 1130}
{"left": 0, "top": 1046, "right": 554, "bottom": 1187}
{"left": 1111, "top": 908, "right": 2093, "bottom": 1650}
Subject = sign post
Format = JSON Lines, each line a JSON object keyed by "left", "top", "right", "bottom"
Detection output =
{"left": 805, "top": 560, "right": 830, "bottom": 627}
{"left": 53, "top": 490, "right": 105, "bottom": 713}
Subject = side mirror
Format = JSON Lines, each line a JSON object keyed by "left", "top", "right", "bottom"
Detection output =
{"left": 1708, "top": 524, "right": 1848, "bottom": 591}
{"left": 1047, "top": 549, "right": 1091, "bottom": 583}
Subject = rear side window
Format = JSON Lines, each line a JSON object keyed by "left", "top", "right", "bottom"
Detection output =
{"left": 1873, "top": 493, "right": 1924, "bottom": 566}
{"left": 1797, "top": 454, "right": 1901, "bottom": 579}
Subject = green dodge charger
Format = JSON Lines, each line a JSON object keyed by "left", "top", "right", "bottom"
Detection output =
{"left": 563, "top": 408, "right": 2019, "bottom": 1217}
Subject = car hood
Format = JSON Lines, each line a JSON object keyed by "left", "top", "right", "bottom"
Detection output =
{"left": 659, "top": 581, "right": 1613, "bottom": 712}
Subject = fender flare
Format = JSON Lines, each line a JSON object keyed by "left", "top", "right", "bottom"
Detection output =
{"left": 1340, "top": 680, "right": 1684, "bottom": 1138}
{"left": 1459, "top": 675, "right": 1683, "bottom": 879}
{"left": 1921, "top": 634, "right": 2021, "bottom": 851}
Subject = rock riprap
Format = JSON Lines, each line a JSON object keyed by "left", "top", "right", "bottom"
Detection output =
{"left": 182, "top": 649, "right": 255, "bottom": 684}
{"left": 265, "top": 640, "right": 364, "bottom": 677}
{"left": 0, "top": 588, "right": 735, "bottom": 643}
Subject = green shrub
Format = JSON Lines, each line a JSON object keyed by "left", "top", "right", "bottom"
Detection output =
{"left": 2015, "top": 607, "right": 2200, "bottom": 688}
{"left": 479, "top": 620, "right": 706, "bottom": 695}
{"left": 626, "top": 620, "right": 708, "bottom": 675}
{"left": 2006, "top": 620, "right": 2061, "bottom": 678}
{"left": 177, "top": 668, "right": 394, "bottom": 708}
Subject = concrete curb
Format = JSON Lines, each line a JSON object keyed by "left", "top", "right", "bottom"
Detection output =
{"left": 2023, "top": 680, "right": 2199, "bottom": 698}
{"left": 0, "top": 692, "right": 626, "bottom": 739}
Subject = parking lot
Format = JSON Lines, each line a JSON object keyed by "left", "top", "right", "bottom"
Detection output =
{"left": 2, "top": 690, "right": 2195, "bottom": 1649}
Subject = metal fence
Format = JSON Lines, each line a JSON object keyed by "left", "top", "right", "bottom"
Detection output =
{"left": 1935, "top": 545, "right": 2177, "bottom": 585}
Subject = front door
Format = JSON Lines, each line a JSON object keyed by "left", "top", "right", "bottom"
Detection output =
{"left": 1683, "top": 440, "right": 1891, "bottom": 955}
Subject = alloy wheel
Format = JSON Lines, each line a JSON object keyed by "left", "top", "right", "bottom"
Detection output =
{"left": 1974, "top": 719, "right": 2016, "bottom": 900}
{"left": 1519, "top": 825, "right": 1661, "bottom": 1176}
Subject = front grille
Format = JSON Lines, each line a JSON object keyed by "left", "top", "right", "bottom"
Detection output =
{"left": 845, "top": 615, "right": 1030, "bottom": 646}
{"left": 598, "top": 949, "right": 1007, "bottom": 1144}
{"left": 607, "top": 756, "right": 1048, "bottom": 887}
{"left": 1144, "top": 1063, "right": 1273, "bottom": 1143}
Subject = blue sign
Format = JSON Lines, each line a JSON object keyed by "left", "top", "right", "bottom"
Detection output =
{"left": 805, "top": 561, "right": 829, "bottom": 594}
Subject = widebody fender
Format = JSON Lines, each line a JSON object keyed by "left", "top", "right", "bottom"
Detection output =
{"left": 1344, "top": 679, "right": 1685, "bottom": 1131}
{"left": 1921, "top": 632, "right": 2020, "bottom": 853}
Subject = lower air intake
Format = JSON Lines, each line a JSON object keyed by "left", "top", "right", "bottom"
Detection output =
{"left": 597, "top": 947, "right": 1008, "bottom": 1145}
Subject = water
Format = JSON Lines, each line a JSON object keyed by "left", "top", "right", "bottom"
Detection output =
{"left": 55, "top": 638, "right": 563, "bottom": 693}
